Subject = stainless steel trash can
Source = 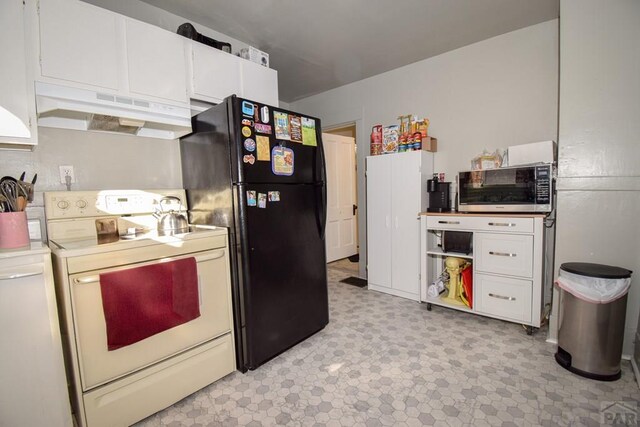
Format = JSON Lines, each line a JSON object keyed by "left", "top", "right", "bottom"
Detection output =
{"left": 555, "top": 262, "right": 632, "bottom": 381}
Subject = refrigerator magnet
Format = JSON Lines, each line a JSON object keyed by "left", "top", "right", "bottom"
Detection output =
{"left": 244, "top": 138, "right": 256, "bottom": 152}
{"left": 260, "top": 106, "right": 270, "bottom": 123}
{"left": 301, "top": 117, "right": 318, "bottom": 146}
{"left": 268, "top": 191, "right": 280, "bottom": 202}
{"left": 247, "top": 191, "right": 257, "bottom": 206}
{"left": 289, "top": 115, "right": 303, "bottom": 143}
{"left": 243, "top": 154, "right": 256, "bottom": 165}
{"left": 256, "top": 136, "right": 270, "bottom": 161}
{"left": 255, "top": 123, "right": 272, "bottom": 134}
{"left": 271, "top": 146, "right": 294, "bottom": 176}
{"left": 257, "top": 193, "right": 267, "bottom": 208}
{"left": 242, "top": 101, "right": 255, "bottom": 117}
{"left": 274, "top": 111, "right": 290, "bottom": 140}
{"left": 242, "top": 126, "right": 252, "bottom": 138}
{"left": 242, "top": 118, "right": 253, "bottom": 127}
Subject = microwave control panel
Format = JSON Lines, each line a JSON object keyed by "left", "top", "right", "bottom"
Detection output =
{"left": 534, "top": 165, "right": 551, "bottom": 205}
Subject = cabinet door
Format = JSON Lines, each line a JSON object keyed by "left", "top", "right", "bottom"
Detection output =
{"left": 0, "top": 0, "right": 35, "bottom": 147}
{"left": 241, "top": 60, "right": 279, "bottom": 106}
{"left": 125, "top": 19, "right": 188, "bottom": 103}
{"left": 191, "top": 42, "right": 242, "bottom": 103}
{"left": 391, "top": 152, "right": 423, "bottom": 297}
{"left": 366, "top": 155, "right": 392, "bottom": 289}
{"left": 39, "top": 0, "right": 120, "bottom": 90}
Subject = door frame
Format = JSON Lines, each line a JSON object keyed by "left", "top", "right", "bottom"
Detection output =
{"left": 323, "top": 117, "right": 366, "bottom": 279}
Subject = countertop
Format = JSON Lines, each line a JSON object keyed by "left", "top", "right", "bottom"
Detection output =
{"left": 419, "top": 211, "right": 547, "bottom": 218}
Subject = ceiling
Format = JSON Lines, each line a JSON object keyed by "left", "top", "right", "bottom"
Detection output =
{"left": 137, "top": 0, "right": 559, "bottom": 102}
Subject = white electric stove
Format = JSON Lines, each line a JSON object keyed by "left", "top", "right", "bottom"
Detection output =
{"left": 44, "top": 189, "right": 236, "bottom": 427}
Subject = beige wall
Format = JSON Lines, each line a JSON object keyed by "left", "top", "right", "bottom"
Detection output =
{"left": 290, "top": 20, "right": 559, "bottom": 279}
{"left": 551, "top": 0, "right": 640, "bottom": 357}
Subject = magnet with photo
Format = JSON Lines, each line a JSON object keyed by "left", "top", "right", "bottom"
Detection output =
{"left": 243, "top": 154, "right": 256, "bottom": 164}
{"left": 247, "top": 191, "right": 257, "bottom": 206}
{"left": 242, "top": 126, "right": 252, "bottom": 137}
{"left": 268, "top": 191, "right": 280, "bottom": 202}
{"left": 257, "top": 193, "right": 267, "bottom": 208}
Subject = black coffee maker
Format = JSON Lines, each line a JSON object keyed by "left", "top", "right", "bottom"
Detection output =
{"left": 427, "top": 176, "right": 451, "bottom": 212}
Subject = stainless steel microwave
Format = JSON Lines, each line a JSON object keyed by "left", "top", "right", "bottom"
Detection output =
{"left": 457, "top": 164, "right": 553, "bottom": 213}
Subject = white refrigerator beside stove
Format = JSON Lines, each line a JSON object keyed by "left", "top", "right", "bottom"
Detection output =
{"left": 45, "top": 189, "right": 236, "bottom": 427}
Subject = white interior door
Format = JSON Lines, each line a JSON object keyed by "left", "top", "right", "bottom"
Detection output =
{"left": 323, "top": 133, "right": 358, "bottom": 262}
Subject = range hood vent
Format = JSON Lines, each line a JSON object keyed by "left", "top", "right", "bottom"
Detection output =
{"left": 35, "top": 82, "right": 192, "bottom": 140}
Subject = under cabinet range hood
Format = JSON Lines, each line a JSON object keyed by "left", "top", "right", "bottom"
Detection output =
{"left": 35, "top": 82, "right": 192, "bottom": 139}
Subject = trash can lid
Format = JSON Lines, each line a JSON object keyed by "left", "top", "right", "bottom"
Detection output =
{"left": 560, "top": 262, "right": 632, "bottom": 279}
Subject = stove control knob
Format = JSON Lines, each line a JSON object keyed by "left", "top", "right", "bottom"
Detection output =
{"left": 57, "top": 200, "right": 69, "bottom": 210}
{"left": 76, "top": 199, "right": 87, "bottom": 209}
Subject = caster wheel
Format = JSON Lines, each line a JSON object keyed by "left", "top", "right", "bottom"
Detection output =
{"left": 525, "top": 326, "right": 534, "bottom": 336}
{"left": 426, "top": 303, "right": 432, "bottom": 311}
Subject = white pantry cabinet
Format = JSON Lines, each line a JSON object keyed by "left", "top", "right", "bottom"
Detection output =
{"left": 366, "top": 151, "right": 434, "bottom": 301}
{"left": 0, "top": 0, "right": 37, "bottom": 150}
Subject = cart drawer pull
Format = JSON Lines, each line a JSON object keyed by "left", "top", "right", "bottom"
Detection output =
{"left": 488, "top": 222, "right": 516, "bottom": 227}
{"left": 438, "top": 220, "right": 460, "bottom": 225}
{"left": 489, "top": 293, "right": 516, "bottom": 301}
{"left": 489, "top": 251, "right": 516, "bottom": 257}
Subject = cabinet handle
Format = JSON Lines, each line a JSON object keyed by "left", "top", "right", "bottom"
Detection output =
{"left": 489, "top": 251, "right": 517, "bottom": 257}
{"left": 385, "top": 216, "right": 390, "bottom": 228}
{"left": 438, "top": 220, "right": 460, "bottom": 225}
{"left": 394, "top": 217, "right": 399, "bottom": 229}
{"left": 74, "top": 276, "right": 99, "bottom": 285}
{"left": 0, "top": 269, "right": 43, "bottom": 280}
{"left": 489, "top": 293, "right": 516, "bottom": 301}
{"left": 73, "top": 252, "right": 224, "bottom": 285}
{"left": 488, "top": 222, "right": 516, "bottom": 227}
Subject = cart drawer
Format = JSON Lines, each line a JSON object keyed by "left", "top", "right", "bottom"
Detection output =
{"left": 474, "top": 232, "right": 534, "bottom": 278}
{"left": 475, "top": 273, "right": 532, "bottom": 323}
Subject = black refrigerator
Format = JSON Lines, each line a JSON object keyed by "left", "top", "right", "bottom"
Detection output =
{"left": 180, "top": 95, "right": 329, "bottom": 372}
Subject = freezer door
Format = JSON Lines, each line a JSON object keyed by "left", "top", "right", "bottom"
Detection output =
{"left": 237, "top": 183, "right": 328, "bottom": 369}
{"left": 231, "top": 98, "right": 324, "bottom": 185}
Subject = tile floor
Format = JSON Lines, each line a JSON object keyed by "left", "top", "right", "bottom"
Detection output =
{"left": 137, "top": 260, "right": 640, "bottom": 426}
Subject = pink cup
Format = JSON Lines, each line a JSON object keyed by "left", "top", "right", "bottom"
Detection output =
{"left": 0, "top": 211, "right": 30, "bottom": 250}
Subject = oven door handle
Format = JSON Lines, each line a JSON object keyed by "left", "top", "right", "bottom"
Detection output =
{"left": 72, "top": 250, "right": 226, "bottom": 285}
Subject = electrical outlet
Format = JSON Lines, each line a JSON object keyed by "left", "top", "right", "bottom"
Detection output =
{"left": 59, "top": 165, "right": 76, "bottom": 184}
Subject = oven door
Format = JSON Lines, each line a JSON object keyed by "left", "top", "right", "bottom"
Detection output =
{"left": 69, "top": 249, "right": 231, "bottom": 391}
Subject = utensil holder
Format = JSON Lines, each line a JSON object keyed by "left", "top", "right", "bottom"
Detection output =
{"left": 0, "top": 211, "right": 30, "bottom": 250}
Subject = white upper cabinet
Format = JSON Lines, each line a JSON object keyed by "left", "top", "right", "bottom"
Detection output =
{"left": 241, "top": 60, "right": 279, "bottom": 106}
{"left": 189, "top": 42, "right": 242, "bottom": 104}
{"left": 38, "top": 0, "right": 120, "bottom": 91}
{"left": 0, "top": 0, "right": 37, "bottom": 149}
{"left": 125, "top": 19, "right": 188, "bottom": 103}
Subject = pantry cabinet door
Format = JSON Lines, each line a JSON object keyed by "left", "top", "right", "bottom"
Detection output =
{"left": 391, "top": 152, "right": 422, "bottom": 298}
{"left": 366, "top": 155, "right": 392, "bottom": 289}
{"left": 125, "top": 19, "right": 188, "bottom": 104}
{"left": 39, "top": 0, "right": 120, "bottom": 90}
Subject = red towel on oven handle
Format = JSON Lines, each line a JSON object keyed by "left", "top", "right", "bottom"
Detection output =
{"left": 100, "top": 257, "right": 201, "bottom": 351}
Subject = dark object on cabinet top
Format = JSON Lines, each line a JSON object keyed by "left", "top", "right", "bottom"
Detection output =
{"left": 177, "top": 23, "right": 232, "bottom": 53}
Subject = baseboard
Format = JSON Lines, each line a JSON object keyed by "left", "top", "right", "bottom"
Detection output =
{"left": 632, "top": 357, "right": 640, "bottom": 390}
